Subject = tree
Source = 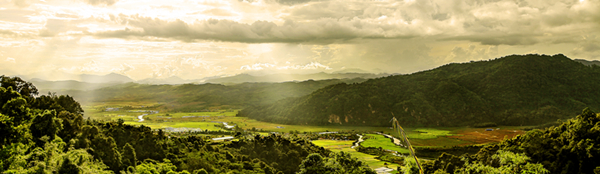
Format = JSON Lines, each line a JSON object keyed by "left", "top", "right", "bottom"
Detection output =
{"left": 122, "top": 143, "right": 137, "bottom": 168}
{"left": 30, "top": 110, "right": 63, "bottom": 146}
{"left": 1, "top": 97, "right": 30, "bottom": 126}
{"left": 0, "top": 75, "right": 38, "bottom": 99}
{"left": 58, "top": 157, "right": 80, "bottom": 174}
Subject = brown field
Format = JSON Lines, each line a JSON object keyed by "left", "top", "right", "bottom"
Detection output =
{"left": 447, "top": 127, "right": 525, "bottom": 144}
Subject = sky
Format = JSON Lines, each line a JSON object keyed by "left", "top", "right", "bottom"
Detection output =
{"left": 0, "top": 0, "right": 599, "bottom": 81}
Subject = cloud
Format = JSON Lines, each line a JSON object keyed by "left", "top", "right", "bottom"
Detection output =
{"left": 83, "top": 0, "right": 119, "bottom": 6}
{"left": 110, "top": 63, "right": 135, "bottom": 74}
{"left": 5, "top": 57, "right": 16, "bottom": 63}
{"left": 190, "top": 8, "right": 237, "bottom": 16}
{"left": 93, "top": 15, "right": 416, "bottom": 43}
{"left": 445, "top": 45, "right": 499, "bottom": 62}
{"left": 0, "top": 30, "right": 17, "bottom": 36}
{"left": 269, "top": 0, "right": 323, "bottom": 6}
{"left": 39, "top": 19, "right": 89, "bottom": 37}
{"left": 443, "top": 34, "right": 542, "bottom": 46}
{"left": 83, "top": 0, "right": 600, "bottom": 45}
{"left": 572, "top": 35, "right": 600, "bottom": 59}
{"left": 240, "top": 62, "right": 331, "bottom": 71}
{"left": 11, "top": 0, "right": 31, "bottom": 8}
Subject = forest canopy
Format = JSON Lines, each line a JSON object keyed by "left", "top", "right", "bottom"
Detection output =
{"left": 239, "top": 54, "right": 600, "bottom": 127}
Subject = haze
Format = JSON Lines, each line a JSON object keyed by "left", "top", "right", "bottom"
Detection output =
{"left": 1, "top": 0, "right": 599, "bottom": 81}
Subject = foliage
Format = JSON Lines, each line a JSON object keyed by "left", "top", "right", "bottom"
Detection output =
{"left": 62, "top": 78, "right": 367, "bottom": 112}
{"left": 1, "top": 77, "right": 342, "bottom": 174}
{"left": 298, "top": 152, "right": 376, "bottom": 174}
{"left": 425, "top": 108, "right": 600, "bottom": 174}
{"left": 240, "top": 54, "right": 600, "bottom": 126}
{"left": 454, "top": 150, "right": 548, "bottom": 174}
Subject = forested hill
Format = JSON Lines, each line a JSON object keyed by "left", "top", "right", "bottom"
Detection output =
{"left": 60, "top": 78, "right": 367, "bottom": 112}
{"left": 238, "top": 54, "right": 600, "bottom": 127}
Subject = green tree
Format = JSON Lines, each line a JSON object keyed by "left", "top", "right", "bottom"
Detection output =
{"left": 122, "top": 143, "right": 137, "bottom": 168}
{"left": 0, "top": 75, "right": 38, "bottom": 100}
{"left": 30, "top": 110, "right": 62, "bottom": 146}
{"left": 58, "top": 157, "right": 80, "bottom": 174}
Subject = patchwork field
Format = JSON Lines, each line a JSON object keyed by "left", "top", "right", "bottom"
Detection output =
{"left": 361, "top": 134, "right": 410, "bottom": 154}
{"left": 81, "top": 102, "right": 528, "bottom": 173}
{"left": 312, "top": 140, "right": 401, "bottom": 174}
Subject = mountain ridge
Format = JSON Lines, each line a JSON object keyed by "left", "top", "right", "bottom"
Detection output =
{"left": 238, "top": 54, "right": 600, "bottom": 127}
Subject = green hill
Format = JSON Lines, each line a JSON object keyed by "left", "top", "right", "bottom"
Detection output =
{"left": 59, "top": 78, "right": 368, "bottom": 111}
{"left": 238, "top": 54, "right": 600, "bottom": 127}
{"left": 422, "top": 108, "right": 600, "bottom": 174}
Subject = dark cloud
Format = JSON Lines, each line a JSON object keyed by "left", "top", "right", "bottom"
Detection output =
{"left": 93, "top": 15, "right": 412, "bottom": 43}
{"left": 84, "top": 0, "right": 118, "bottom": 6}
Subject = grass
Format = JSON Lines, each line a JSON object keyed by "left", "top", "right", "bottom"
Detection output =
{"left": 361, "top": 134, "right": 411, "bottom": 154}
{"left": 409, "top": 128, "right": 454, "bottom": 139}
{"left": 311, "top": 140, "right": 400, "bottom": 173}
{"left": 124, "top": 121, "right": 226, "bottom": 131}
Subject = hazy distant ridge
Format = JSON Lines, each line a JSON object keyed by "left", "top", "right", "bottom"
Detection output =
{"left": 204, "top": 72, "right": 390, "bottom": 84}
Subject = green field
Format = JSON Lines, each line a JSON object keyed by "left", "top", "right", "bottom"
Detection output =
{"left": 80, "top": 101, "right": 527, "bottom": 174}
{"left": 361, "top": 134, "right": 411, "bottom": 154}
{"left": 312, "top": 140, "right": 401, "bottom": 173}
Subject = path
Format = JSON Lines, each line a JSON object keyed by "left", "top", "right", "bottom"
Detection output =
{"left": 137, "top": 110, "right": 158, "bottom": 122}
{"left": 378, "top": 132, "right": 407, "bottom": 148}
{"left": 375, "top": 167, "right": 395, "bottom": 174}
{"left": 351, "top": 134, "right": 364, "bottom": 149}
{"left": 138, "top": 114, "right": 147, "bottom": 122}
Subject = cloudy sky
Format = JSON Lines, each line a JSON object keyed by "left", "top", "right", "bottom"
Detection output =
{"left": 1, "top": 0, "right": 599, "bottom": 80}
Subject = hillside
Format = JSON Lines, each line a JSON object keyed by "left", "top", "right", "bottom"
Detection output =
{"left": 422, "top": 108, "right": 600, "bottom": 174}
{"left": 60, "top": 78, "right": 368, "bottom": 111}
{"left": 238, "top": 54, "right": 600, "bottom": 127}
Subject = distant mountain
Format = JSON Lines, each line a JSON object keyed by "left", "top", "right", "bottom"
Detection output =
{"left": 21, "top": 72, "right": 133, "bottom": 83}
{"left": 574, "top": 59, "right": 600, "bottom": 67}
{"left": 29, "top": 79, "right": 120, "bottom": 93}
{"left": 137, "top": 76, "right": 191, "bottom": 84}
{"left": 205, "top": 72, "right": 388, "bottom": 84}
{"left": 78, "top": 73, "right": 133, "bottom": 83}
{"left": 238, "top": 54, "right": 600, "bottom": 127}
{"left": 332, "top": 68, "right": 370, "bottom": 74}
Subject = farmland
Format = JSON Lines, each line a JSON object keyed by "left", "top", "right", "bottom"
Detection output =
{"left": 80, "top": 101, "right": 528, "bottom": 173}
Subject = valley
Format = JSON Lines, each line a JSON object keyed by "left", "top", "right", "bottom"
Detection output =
{"left": 2, "top": 54, "right": 600, "bottom": 174}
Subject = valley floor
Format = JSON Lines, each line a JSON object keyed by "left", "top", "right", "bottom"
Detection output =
{"left": 82, "top": 102, "right": 529, "bottom": 173}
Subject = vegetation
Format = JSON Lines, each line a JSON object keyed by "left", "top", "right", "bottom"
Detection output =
{"left": 239, "top": 54, "right": 600, "bottom": 126}
{"left": 0, "top": 76, "right": 376, "bottom": 173}
{"left": 361, "top": 134, "right": 409, "bottom": 154}
{"left": 60, "top": 78, "right": 367, "bottom": 112}
{"left": 422, "top": 108, "right": 600, "bottom": 174}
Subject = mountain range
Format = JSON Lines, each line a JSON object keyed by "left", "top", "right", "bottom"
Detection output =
{"left": 238, "top": 54, "right": 600, "bottom": 127}
{"left": 204, "top": 72, "right": 391, "bottom": 84}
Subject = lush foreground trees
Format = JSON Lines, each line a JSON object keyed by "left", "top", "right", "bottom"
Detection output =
{"left": 0, "top": 76, "right": 375, "bottom": 174}
{"left": 422, "top": 108, "right": 600, "bottom": 174}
